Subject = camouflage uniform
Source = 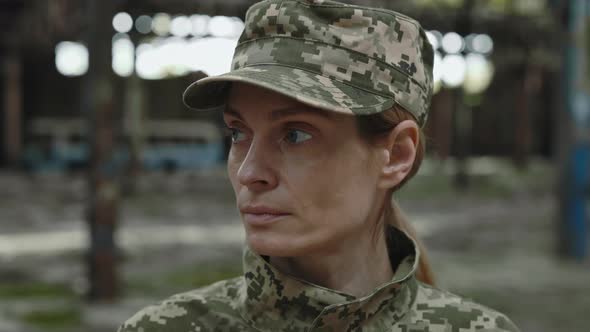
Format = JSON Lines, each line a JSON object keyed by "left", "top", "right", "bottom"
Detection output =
{"left": 118, "top": 226, "right": 519, "bottom": 331}
{"left": 119, "top": 1, "right": 521, "bottom": 331}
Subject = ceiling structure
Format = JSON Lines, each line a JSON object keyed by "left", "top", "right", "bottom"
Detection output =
{"left": 0, "top": 0, "right": 561, "bottom": 71}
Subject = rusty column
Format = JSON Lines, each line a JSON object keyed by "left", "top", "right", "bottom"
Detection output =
{"left": 3, "top": 54, "right": 22, "bottom": 167}
{"left": 83, "top": 0, "right": 120, "bottom": 300}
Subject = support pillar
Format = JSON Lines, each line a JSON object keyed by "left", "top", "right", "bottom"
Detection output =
{"left": 3, "top": 54, "right": 22, "bottom": 168}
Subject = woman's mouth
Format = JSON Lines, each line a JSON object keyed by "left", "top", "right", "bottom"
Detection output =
{"left": 240, "top": 206, "right": 290, "bottom": 226}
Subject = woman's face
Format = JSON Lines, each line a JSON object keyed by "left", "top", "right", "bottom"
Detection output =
{"left": 225, "top": 83, "right": 385, "bottom": 257}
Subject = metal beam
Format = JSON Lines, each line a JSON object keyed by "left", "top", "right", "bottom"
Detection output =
{"left": 84, "top": 0, "right": 120, "bottom": 301}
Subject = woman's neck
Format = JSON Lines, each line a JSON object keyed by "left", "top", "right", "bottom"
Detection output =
{"left": 268, "top": 227, "right": 394, "bottom": 297}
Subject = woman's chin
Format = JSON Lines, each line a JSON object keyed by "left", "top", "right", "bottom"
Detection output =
{"left": 246, "top": 234, "right": 297, "bottom": 257}
{"left": 247, "top": 237, "right": 281, "bottom": 256}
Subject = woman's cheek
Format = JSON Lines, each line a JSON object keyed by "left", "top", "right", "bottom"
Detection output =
{"left": 287, "top": 156, "right": 340, "bottom": 207}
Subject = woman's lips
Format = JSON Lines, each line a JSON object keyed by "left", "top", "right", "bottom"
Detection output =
{"left": 242, "top": 212, "right": 289, "bottom": 226}
{"left": 240, "top": 206, "right": 290, "bottom": 226}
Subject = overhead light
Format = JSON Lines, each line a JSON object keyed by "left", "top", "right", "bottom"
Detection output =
{"left": 231, "top": 17, "right": 245, "bottom": 38}
{"left": 426, "top": 30, "right": 441, "bottom": 50}
{"left": 55, "top": 41, "right": 88, "bottom": 77}
{"left": 442, "top": 32, "right": 464, "bottom": 54}
{"left": 472, "top": 34, "right": 494, "bottom": 54}
{"left": 113, "top": 12, "right": 133, "bottom": 33}
{"left": 208, "top": 16, "right": 237, "bottom": 38}
{"left": 187, "top": 37, "right": 238, "bottom": 76}
{"left": 134, "top": 33, "right": 239, "bottom": 80}
{"left": 135, "top": 15, "right": 152, "bottom": 34}
{"left": 463, "top": 53, "right": 494, "bottom": 94}
{"left": 136, "top": 46, "right": 165, "bottom": 80}
{"left": 152, "top": 13, "right": 171, "bottom": 36}
{"left": 136, "top": 38, "right": 191, "bottom": 79}
{"left": 170, "top": 16, "right": 192, "bottom": 37}
{"left": 464, "top": 33, "right": 476, "bottom": 53}
{"left": 112, "top": 34, "right": 134, "bottom": 77}
{"left": 191, "top": 15, "right": 210, "bottom": 36}
{"left": 432, "top": 51, "right": 443, "bottom": 94}
{"left": 441, "top": 54, "right": 466, "bottom": 88}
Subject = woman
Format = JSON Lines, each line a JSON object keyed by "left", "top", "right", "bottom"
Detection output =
{"left": 119, "top": 0, "right": 519, "bottom": 331}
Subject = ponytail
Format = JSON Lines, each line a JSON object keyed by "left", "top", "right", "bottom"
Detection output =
{"left": 385, "top": 198, "right": 435, "bottom": 286}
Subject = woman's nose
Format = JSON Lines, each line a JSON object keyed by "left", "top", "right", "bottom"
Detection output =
{"left": 236, "top": 140, "right": 278, "bottom": 192}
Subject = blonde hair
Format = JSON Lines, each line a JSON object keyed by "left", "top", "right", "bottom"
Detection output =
{"left": 356, "top": 105, "right": 435, "bottom": 286}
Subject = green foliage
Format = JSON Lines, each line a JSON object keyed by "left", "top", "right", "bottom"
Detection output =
{"left": 0, "top": 282, "right": 74, "bottom": 299}
{"left": 127, "top": 262, "right": 242, "bottom": 297}
{"left": 414, "top": 0, "right": 464, "bottom": 8}
{"left": 20, "top": 307, "right": 82, "bottom": 329}
{"left": 164, "top": 264, "right": 242, "bottom": 288}
{"left": 488, "top": 0, "right": 511, "bottom": 12}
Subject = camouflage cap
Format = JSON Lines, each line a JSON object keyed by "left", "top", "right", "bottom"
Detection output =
{"left": 183, "top": 0, "right": 434, "bottom": 126}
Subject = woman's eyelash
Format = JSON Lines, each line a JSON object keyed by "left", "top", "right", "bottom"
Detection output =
{"left": 283, "top": 129, "right": 313, "bottom": 144}
{"left": 221, "top": 125, "right": 312, "bottom": 145}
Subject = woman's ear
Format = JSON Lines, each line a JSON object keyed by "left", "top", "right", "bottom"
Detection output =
{"left": 376, "top": 120, "right": 419, "bottom": 190}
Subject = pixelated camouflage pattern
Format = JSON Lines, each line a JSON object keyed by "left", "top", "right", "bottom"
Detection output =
{"left": 118, "top": 226, "right": 520, "bottom": 332}
{"left": 183, "top": 0, "right": 434, "bottom": 127}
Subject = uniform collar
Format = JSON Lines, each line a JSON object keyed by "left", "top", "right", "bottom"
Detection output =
{"left": 237, "top": 225, "right": 420, "bottom": 331}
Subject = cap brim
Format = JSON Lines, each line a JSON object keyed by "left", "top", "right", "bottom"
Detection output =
{"left": 182, "top": 65, "right": 395, "bottom": 116}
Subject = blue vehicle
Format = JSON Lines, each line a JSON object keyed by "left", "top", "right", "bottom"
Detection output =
{"left": 23, "top": 117, "right": 225, "bottom": 172}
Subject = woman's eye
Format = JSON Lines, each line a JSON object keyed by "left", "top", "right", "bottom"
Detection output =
{"left": 284, "top": 130, "right": 312, "bottom": 144}
{"left": 228, "top": 128, "right": 247, "bottom": 143}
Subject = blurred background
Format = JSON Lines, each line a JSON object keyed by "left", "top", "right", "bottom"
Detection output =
{"left": 0, "top": 0, "right": 589, "bottom": 331}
